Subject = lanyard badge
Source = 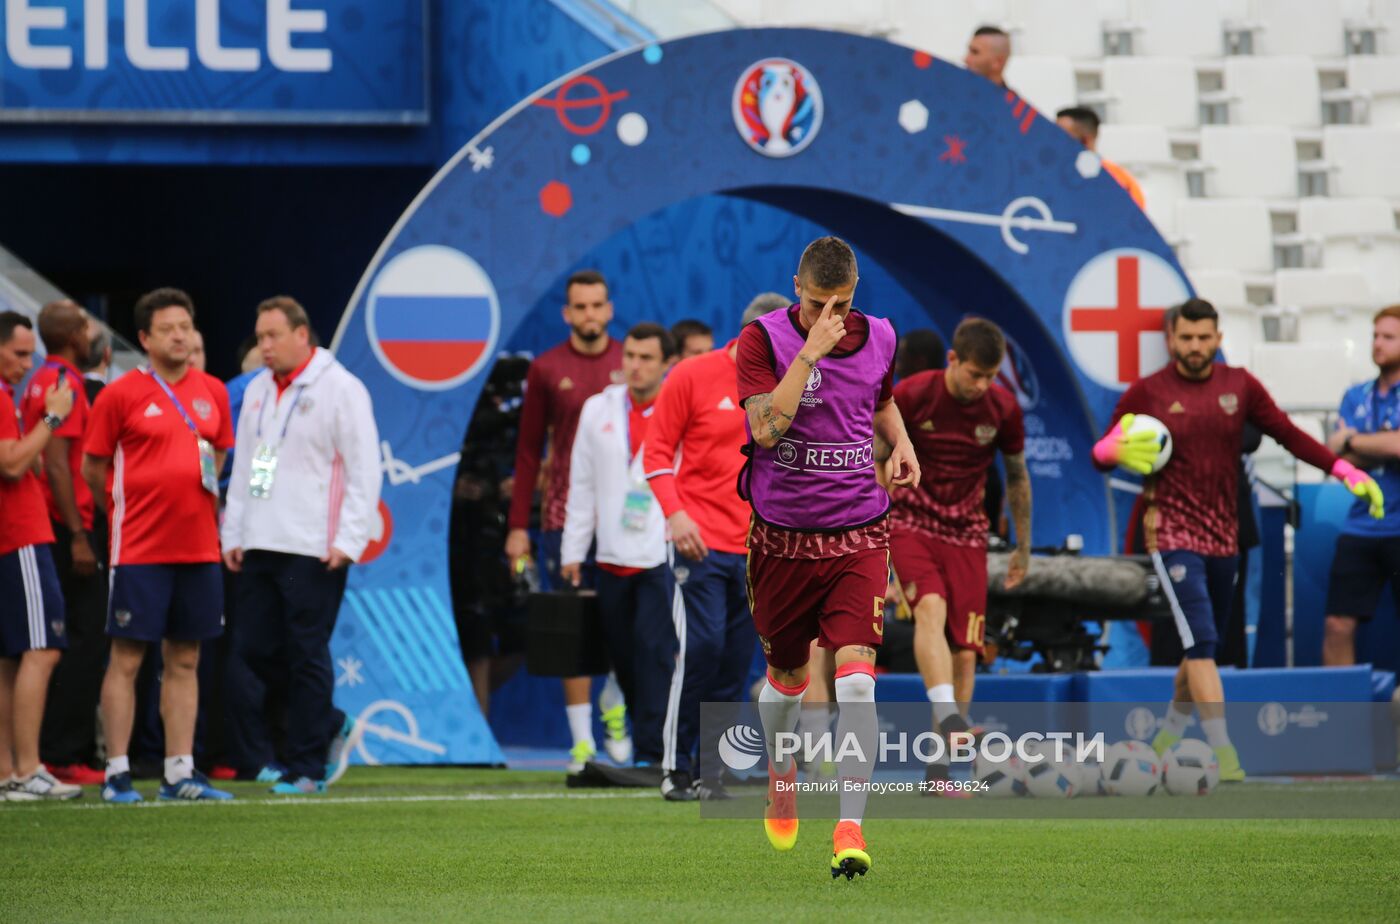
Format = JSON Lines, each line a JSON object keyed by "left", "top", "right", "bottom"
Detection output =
{"left": 145, "top": 368, "right": 218, "bottom": 496}
{"left": 247, "top": 385, "right": 303, "bottom": 500}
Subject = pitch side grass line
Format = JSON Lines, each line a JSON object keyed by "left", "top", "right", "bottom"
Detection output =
{"left": 0, "top": 788, "right": 658, "bottom": 813}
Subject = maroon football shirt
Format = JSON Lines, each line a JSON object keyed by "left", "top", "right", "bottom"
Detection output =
{"left": 1101, "top": 363, "right": 1335, "bottom": 556}
{"left": 889, "top": 370, "right": 1025, "bottom": 548}
{"left": 508, "top": 338, "right": 624, "bottom": 532}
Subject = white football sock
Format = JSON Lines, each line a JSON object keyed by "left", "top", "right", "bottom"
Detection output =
{"left": 164, "top": 755, "right": 194, "bottom": 785}
{"left": 1201, "top": 717, "right": 1232, "bottom": 749}
{"left": 566, "top": 703, "right": 594, "bottom": 749}
{"left": 835, "top": 666, "right": 877, "bottom": 826}
{"left": 1163, "top": 702, "right": 1192, "bottom": 736}
{"left": 759, "top": 675, "right": 807, "bottom": 775}
{"left": 927, "top": 684, "right": 958, "bottom": 726}
{"left": 105, "top": 755, "right": 130, "bottom": 780}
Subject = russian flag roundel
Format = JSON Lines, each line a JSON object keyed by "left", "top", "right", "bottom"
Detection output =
{"left": 367, "top": 245, "right": 500, "bottom": 391}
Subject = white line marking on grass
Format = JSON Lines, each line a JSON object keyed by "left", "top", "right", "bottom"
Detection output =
{"left": 1, "top": 790, "right": 660, "bottom": 813}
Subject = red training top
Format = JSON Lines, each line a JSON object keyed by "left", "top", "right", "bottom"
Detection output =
{"left": 84, "top": 367, "right": 234, "bottom": 566}
{"left": 1100, "top": 363, "right": 1335, "bottom": 557}
{"left": 21, "top": 356, "right": 95, "bottom": 530}
{"left": 508, "top": 338, "right": 624, "bottom": 533}
{"left": 643, "top": 344, "right": 750, "bottom": 554}
{"left": 890, "top": 369, "right": 1025, "bottom": 548}
{"left": 0, "top": 383, "right": 56, "bottom": 556}
{"left": 735, "top": 306, "right": 895, "bottom": 560}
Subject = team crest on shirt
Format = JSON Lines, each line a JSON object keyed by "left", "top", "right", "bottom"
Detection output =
{"left": 974, "top": 424, "right": 997, "bottom": 446}
{"left": 1168, "top": 564, "right": 1187, "bottom": 583}
{"left": 51, "top": 619, "right": 65, "bottom": 637}
{"left": 610, "top": 370, "right": 625, "bottom": 385}
{"left": 192, "top": 399, "right": 212, "bottom": 420}
{"left": 114, "top": 609, "right": 132, "bottom": 628}
{"left": 759, "top": 635, "right": 772, "bottom": 655}
{"left": 918, "top": 420, "right": 935, "bottom": 431}
{"left": 559, "top": 377, "right": 574, "bottom": 391}
{"left": 298, "top": 397, "right": 314, "bottom": 415}
{"left": 1168, "top": 401, "right": 1185, "bottom": 414}
{"left": 1219, "top": 393, "right": 1239, "bottom": 416}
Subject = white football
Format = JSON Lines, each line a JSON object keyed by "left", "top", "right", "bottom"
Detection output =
{"left": 1074, "top": 755, "right": 1107, "bottom": 797}
{"left": 1102, "top": 740, "right": 1162, "bottom": 796}
{"left": 974, "top": 751, "right": 1027, "bottom": 797}
{"left": 1126, "top": 414, "right": 1173, "bottom": 474}
{"left": 1162, "top": 738, "right": 1220, "bottom": 796}
{"left": 1022, "top": 741, "right": 1078, "bottom": 799}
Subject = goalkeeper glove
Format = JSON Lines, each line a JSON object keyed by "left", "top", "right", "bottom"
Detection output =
{"left": 1091, "top": 413, "right": 1161, "bottom": 476}
{"left": 1332, "top": 459, "right": 1386, "bottom": 520}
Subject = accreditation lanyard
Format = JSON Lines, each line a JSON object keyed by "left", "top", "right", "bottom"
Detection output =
{"left": 145, "top": 367, "right": 218, "bottom": 495}
{"left": 248, "top": 383, "right": 304, "bottom": 501}
{"left": 620, "top": 393, "right": 654, "bottom": 532}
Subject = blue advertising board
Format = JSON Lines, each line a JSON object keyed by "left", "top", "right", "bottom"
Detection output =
{"left": 0, "top": 0, "right": 427, "bottom": 123}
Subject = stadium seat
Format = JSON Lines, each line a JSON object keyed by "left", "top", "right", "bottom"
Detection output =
{"left": 1190, "top": 269, "right": 1257, "bottom": 360}
{"left": 1100, "top": 57, "right": 1199, "bottom": 128}
{"left": 1121, "top": 0, "right": 1226, "bottom": 57}
{"left": 1245, "top": 0, "right": 1353, "bottom": 57}
{"left": 1344, "top": 56, "right": 1400, "bottom": 127}
{"left": 1298, "top": 196, "right": 1400, "bottom": 301}
{"left": 1005, "top": 0, "right": 1117, "bottom": 58}
{"left": 1323, "top": 126, "right": 1400, "bottom": 197}
{"left": 889, "top": 0, "right": 1009, "bottom": 64}
{"left": 1275, "top": 267, "right": 1377, "bottom": 344}
{"left": 1250, "top": 342, "right": 1362, "bottom": 411}
{"left": 1199, "top": 126, "right": 1298, "bottom": 198}
{"left": 747, "top": 0, "right": 891, "bottom": 31}
{"left": 1218, "top": 57, "right": 1321, "bottom": 128}
{"left": 1003, "top": 56, "right": 1077, "bottom": 116}
{"left": 1175, "top": 199, "right": 1274, "bottom": 274}
{"left": 1095, "top": 125, "right": 1184, "bottom": 233}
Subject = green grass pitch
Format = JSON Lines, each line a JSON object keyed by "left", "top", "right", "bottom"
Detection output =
{"left": 4, "top": 768, "right": 1400, "bottom": 922}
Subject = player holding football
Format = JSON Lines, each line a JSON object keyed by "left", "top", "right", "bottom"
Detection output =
{"left": 738, "top": 237, "right": 918, "bottom": 879}
{"left": 1093, "top": 298, "right": 1383, "bottom": 781}
{"left": 889, "top": 318, "right": 1030, "bottom": 792}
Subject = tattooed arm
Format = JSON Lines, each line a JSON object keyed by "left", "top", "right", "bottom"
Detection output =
{"left": 743, "top": 295, "right": 847, "bottom": 448}
{"left": 1003, "top": 451, "right": 1032, "bottom": 590}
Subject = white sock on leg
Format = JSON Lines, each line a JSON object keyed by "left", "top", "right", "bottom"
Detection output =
{"left": 105, "top": 755, "right": 130, "bottom": 781}
{"left": 164, "top": 755, "right": 194, "bottom": 785}
{"left": 927, "top": 684, "right": 957, "bottom": 726}
{"left": 566, "top": 703, "right": 594, "bottom": 749}
{"left": 759, "top": 674, "right": 808, "bottom": 775}
{"left": 835, "top": 665, "right": 877, "bottom": 826}
{"left": 1163, "top": 703, "right": 1192, "bottom": 736}
{"left": 1201, "top": 717, "right": 1232, "bottom": 749}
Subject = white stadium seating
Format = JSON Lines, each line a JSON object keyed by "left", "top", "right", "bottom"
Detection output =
{"left": 1175, "top": 199, "right": 1275, "bottom": 274}
{"left": 1006, "top": 0, "right": 1118, "bottom": 58}
{"left": 706, "top": 0, "right": 1400, "bottom": 348}
{"left": 1323, "top": 126, "right": 1400, "bottom": 197}
{"left": 1095, "top": 125, "right": 1184, "bottom": 232}
{"left": 1003, "top": 56, "right": 1078, "bottom": 115}
{"left": 1298, "top": 196, "right": 1400, "bottom": 301}
{"left": 1219, "top": 56, "right": 1321, "bottom": 128}
{"left": 1122, "top": 0, "right": 1227, "bottom": 57}
{"left": 1199, "top": 125, "right": 1297, "bottom": 198}
{"left": 1245, "top": 0, "right": 1355, "bottom": 57}
{"left": 1189, "top": 269, "right": 1257, "bottom": 359}
{"left": 1344, "top": 56, "right": 1400, "bottom": 126}
{"left": 1101, "top": 57, "right": 1200, "bottom": 127}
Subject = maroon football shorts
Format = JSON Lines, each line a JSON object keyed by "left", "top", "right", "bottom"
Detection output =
{"left": 890, "top": 530, "right": 987, "bottom": 653}
{"left": 746, "top": 546, "right": 888, "bottom": 671}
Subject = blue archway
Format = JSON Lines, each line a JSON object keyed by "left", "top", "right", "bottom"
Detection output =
{"left": 329, "top": 28, "right": 1190, "bottom": 764}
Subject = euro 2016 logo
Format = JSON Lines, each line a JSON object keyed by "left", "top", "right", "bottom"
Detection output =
{"left": 733, "top": 58, "right": 823, "bottom": 157}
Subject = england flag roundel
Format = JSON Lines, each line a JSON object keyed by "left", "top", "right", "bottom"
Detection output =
{"left": 1062, "top": 248, "right": 1192, "bottom": 391}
